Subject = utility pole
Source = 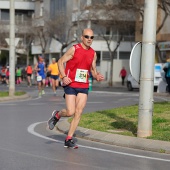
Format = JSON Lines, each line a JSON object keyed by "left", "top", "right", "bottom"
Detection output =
{"left": 9, "top": 0, "right": 15, "bottom": 96}
{"left": 137, "top": 0, "right": 158, "bottom": 137}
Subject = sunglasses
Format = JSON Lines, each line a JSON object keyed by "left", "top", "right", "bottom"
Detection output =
{"left": 83, "top": 35, "right": 94, "bottom": 40}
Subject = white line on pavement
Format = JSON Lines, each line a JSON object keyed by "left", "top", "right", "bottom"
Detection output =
{"left": 27, "top": 122, "right": 170, "bottom": 163}
{"left": 91, "top": 91, "right": 139, "bottom": 96}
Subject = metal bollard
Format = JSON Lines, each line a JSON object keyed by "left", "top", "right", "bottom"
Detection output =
{"left": 88, "top": 77, "right": 92, "bottom": 92}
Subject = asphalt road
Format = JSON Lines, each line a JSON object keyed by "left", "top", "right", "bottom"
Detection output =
{"left": 0, "top": 84, "right": 170, "bottom": 170}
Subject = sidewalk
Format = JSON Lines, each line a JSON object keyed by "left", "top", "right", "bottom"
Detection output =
{"left": 56, "top": 119, "right": 170, "bottom": 154}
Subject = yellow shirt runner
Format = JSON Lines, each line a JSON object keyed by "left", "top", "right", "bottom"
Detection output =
{"left": 48, "top": 63, "right": 59, "bottom": 75}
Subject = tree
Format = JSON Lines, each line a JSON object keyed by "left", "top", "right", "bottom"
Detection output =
{"left": 135, "top": 0, "right": 170, "bottom": 62}
{"left": 31, "top": 25, "right": 50, "bottom": 58}
{"left": 84, "top": 0, "right": 170, "bottom": 86}
{"left": 46, "top": 13, "right": 78, "bottom": 57}
{"left": 15, "top": 19, "right": 34, "bottom": 65}
{"left": 0, "top": 21, "right": 9, "bottom": 49}
{"left": 83, "top": 1, "right": 136, "bottom": 86}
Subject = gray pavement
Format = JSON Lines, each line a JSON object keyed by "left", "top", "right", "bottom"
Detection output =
{"left": 1, "top": 83, "right": 170, "bottom": 155}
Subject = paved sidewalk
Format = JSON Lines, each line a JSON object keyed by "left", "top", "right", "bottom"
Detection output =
{"left": 56, "top": 119, "right": 170, "bottom": 154}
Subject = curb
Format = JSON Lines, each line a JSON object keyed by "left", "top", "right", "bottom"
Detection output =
{"left": 56, "top": 119, "right": 170, "bottom": 154}
{"left": 0, "top": 93, "right": 30, "bottom": 102}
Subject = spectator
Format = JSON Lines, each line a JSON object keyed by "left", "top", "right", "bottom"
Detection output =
{"left": 119, "top": 67, "right": 127, "bottom": 86}
{"left": 163, "top": 58, "right": 170, "bottom": 94}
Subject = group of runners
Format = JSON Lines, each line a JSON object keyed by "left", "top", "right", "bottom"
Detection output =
{"left": 33, "top": 57, "right": 60, "bottom": 97}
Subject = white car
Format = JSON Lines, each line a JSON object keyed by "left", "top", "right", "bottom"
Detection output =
{"left": 127, "top": 74, "right": 139, "bottom": 91}
{"left": 127, "top": 63, "right": 164, "bottom": 91}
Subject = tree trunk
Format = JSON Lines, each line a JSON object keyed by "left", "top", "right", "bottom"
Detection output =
{"left": 109, "top": 52, "right": 114, "bottom": 86}
{"left": 26, "top": 51, "right": 29, "bottom": 65}
{"left": 109, "top": 36, "right": 123, "bottom": 86}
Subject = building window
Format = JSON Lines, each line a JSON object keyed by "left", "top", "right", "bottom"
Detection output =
{"left": 91, "top": 0, "right": 106, "bottom": 5}
{"left": 40, "top": 2, "right": 44, "bottom": 17}
{"left": 106, "top": 27, "right": 110, "bottom": 35}
{"left": 102, "top": 51, "right": 117, "bottom": 60}
{"left": 119, "top": 52, "right": 130, "bottom": 60}
{"left": 1, "top": 9, "right": 9, "bottom": 20}
{"left": 50, "top": 0, "right": 66, "bottom": 17}
{"left": 96, "top": 51, "right": 101, "bottom": 66}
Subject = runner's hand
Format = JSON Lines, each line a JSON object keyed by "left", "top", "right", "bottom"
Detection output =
{"left": 62, "top": 76, "right": 72, "bottom": 85}
{"left": 96, "top": 72, "right": 104, "bottom": 81}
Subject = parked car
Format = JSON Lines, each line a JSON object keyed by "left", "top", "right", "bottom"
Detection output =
{"left": 127, "top": 63, "right": 164, "bottom": 91}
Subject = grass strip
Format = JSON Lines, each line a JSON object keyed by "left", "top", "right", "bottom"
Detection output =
{"left": 70, "top": 102, "right": 170, "bottom": 142}
{"left": 0, "top": 91, "right": 26, "bottom": 97}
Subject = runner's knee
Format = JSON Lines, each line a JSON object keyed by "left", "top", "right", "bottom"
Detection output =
{"left": 66, "top": 109, "right": 75, "bottom": 117}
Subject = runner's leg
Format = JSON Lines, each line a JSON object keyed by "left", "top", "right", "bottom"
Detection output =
{"left": 58, "top": 94, "right": 76, "bottom": 117}
{"left": 38, "top": 81, "right": 41, "bottom": 92}
{"left": 55, "top": 79, "right": 59, "bottom": 92}
{"left": 51, "top": 78, "right": 56, "bottom": 93}
{"left": 67, "top": 93, "right": 87, "bottom": 137}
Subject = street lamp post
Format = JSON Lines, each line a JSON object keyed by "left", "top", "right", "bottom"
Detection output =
{"left": 9, "top": 0, "right": 15, "bottom": 96}
{"left": 137, "top": 0, "right": 158, "bottom": 137}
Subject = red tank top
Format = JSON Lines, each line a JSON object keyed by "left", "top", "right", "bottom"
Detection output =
{"left": 27, "top": 66, "right": 32, "bottom": 74}
{"left": 65, "top": 43, "right": 95, "bottom": 88}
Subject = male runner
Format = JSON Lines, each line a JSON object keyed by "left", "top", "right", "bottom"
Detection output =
{"left": 47, "top": 28, "right": 104, "bottom": 148}
{"left": 35, "top": 56, "right": 46, "bottom": 97}
{"left": 48, "top": 58, "right": 59, "bottom": 95}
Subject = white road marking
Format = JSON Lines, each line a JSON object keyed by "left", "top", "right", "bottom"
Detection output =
{"left": 87, "top": 101, "right": 104, "bottom": 103}
{"left": 92, "top": 91, "right": 139, "bottom": 96}
{"left": 28, "top": 122, "right": 170, "bottom": 163}
{"left": 27, "top": 103, "right": 47, "bottom": 106}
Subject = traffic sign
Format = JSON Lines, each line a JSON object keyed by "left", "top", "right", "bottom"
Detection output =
{"left": 129, "top": 42, "right": 142, "bottom": 83}
{"left": 5, "top": 38, "right": 20, "bottom": 47}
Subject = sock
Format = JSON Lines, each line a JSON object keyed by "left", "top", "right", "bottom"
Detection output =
{"left": 55, "top": 112, "right": 61, "bottom": 119}
{"left": 66, "top": 136, "right": 72, "bottom": 141}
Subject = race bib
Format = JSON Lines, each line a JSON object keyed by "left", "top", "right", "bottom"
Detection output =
{"left": 75, "top": 69, "right": 88, "bottom": 83}
{"left": 37, "top": 75, "right": 42, "bottom": 81}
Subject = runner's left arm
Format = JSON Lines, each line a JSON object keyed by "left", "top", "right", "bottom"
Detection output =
{"left": 91, "top": 52, "right": 104, "bottom": 81}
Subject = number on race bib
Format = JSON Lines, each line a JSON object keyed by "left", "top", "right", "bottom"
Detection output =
{"left": 37, "top": 75, "right": 42, "bottom": 81}
{"left": 75, "top": 69, "right": 88, "bottom": 83}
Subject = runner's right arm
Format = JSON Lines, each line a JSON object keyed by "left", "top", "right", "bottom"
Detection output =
{"left": 58, "top": 46, "right": 75, "bottom": 85}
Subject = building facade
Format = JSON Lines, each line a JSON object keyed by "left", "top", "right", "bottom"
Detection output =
{"left": 135, "top": 0, "right": 170, "bottom": 63}
{"left": 0, "top": 0, "right": 35, "bottom": 65}
{"left": 32, "top": 0, "right": 136, "bottom": 84}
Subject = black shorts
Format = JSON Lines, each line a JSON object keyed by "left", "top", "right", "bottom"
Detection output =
{"left": 50, "top": 75, "right": 59, "bottom": 80}
{"left": 63, "top": 86, "right": 88, "bottom": 96}
{"left": 27, "top": 74, "right": 32, "bottom": 77}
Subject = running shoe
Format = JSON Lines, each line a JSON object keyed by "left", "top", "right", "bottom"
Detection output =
{"left": 42, "top": 90, "right": 45, "bottom": 95}
{"left": 64, "top": 139, "right": 78, "bottom": 149}
{"left": 47, "top": 110, "right": 59, "bottom": 130}
{"left": 38, "top": 92, "right": 42, "bottom": 97}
